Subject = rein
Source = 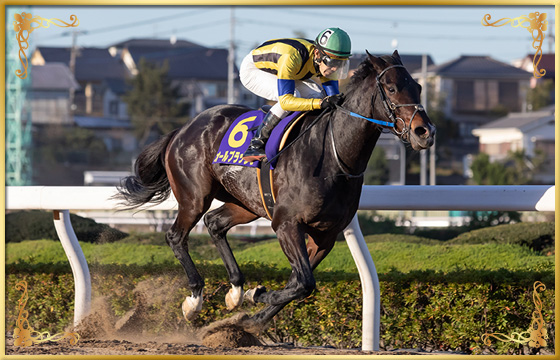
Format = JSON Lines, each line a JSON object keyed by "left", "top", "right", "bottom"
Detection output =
{"left": 328, "top": 64, "right": 424, "bottom": 179}
{"left": 266, "top": 63, "right": 425, "bottom": 180}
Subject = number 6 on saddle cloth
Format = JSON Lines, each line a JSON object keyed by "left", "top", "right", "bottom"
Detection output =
{"left": 212, "top": 109, "right": 305, "bottom": 218}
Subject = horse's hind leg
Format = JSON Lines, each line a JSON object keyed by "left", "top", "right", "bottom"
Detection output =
{"left": 204, "top": 203, "right": 259, "bottom": 310}
{"left": 166, "top": 213, "right": 207, "bottom": 321}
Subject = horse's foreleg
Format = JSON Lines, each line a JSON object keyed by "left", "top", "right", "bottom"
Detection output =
{"left": 204, "top": 203, "right": 259, "bottom": 310}
{"left": 166, "top": 218, "right": 205, "bottom": 321}
{"left": 306, "top": 232, "right": 337, "bottom": 270}
{"left": 248, "top": 221, "right": 316, "bottom": 306}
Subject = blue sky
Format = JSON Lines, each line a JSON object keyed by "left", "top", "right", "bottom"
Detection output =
{"left": 11, "top": 5, "right": 555, "bottom": 67}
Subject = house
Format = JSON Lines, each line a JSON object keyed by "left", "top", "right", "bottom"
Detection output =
{"left": 472, "top": 105, "right": 554, "bottom": 184}
{"left": 102, "top": 78, "right": 130, "bottom": 121}
{"left": 31, "top": 46, "right": 130, "bottom": 117}
{"left": 108, "top": 38, "right": 262, "bottom": 117}
{"left": 29, "top": 63, "right": 80, "bottom": 125}
{"left": 349, "top": 52, "right": 435, "bottom": 74}
{"left": 512, "top": 53, "right": 555, "bottom": 88}
{"left": 411, "top": 55, "right": 533, "bottom": 145}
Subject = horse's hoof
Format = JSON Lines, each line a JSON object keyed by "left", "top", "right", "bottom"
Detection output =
{"left": 243, "top": 285, "right": 266, "bottom": 305}
{"left": 225, "top": 285, "right": 244, "bottom": 310}
{"left": 182, "top": 295, "right": 203, "bottom": 321}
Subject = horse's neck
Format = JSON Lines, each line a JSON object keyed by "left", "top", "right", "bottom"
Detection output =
{"left": 329, "top": 92, "right": 382, "bottom": 175}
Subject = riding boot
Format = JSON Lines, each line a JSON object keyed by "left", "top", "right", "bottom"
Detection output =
{"left": 242, "top": 111, "right": 282, "bottom": 162}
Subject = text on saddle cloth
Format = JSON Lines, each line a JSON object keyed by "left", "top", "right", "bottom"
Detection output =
{"left": 212, "top": 110, "right": 303, "bottom": 169}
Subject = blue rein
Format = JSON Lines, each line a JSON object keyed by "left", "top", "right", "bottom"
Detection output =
{"left": 335, "top": 105, "right": 394, "bottom": 128}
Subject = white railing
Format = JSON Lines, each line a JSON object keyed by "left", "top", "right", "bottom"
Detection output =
{"left": 5, "top": 185, "right": 555, "bottom": 351}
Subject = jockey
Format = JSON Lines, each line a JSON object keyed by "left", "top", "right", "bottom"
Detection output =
{"left": 239, "top": 27, "right": 352, "bottom": 162}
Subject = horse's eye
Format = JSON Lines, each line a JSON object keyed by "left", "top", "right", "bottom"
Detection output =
{"left": 388, "top": 87, "right": 396, "bottom": 94}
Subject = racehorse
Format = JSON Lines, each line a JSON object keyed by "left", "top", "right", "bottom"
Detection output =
{"left": 116, "top": 50, "right": 435, "bottom": 332}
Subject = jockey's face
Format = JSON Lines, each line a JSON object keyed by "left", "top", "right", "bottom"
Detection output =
{"left": 314, "top": 49, "right": 349, "bottom": 80}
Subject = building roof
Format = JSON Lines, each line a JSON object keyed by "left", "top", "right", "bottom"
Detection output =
{"left": 423, "top": 55, "right": 532, "bottom": 79}
{"left": 475, "top": 106, "right": 554, "bottom": 132}
{"left": 350, "top": 53, "right": 434, "bottom": 73}
{"left": 31, "top": 63, "right": 80, "bottom": 90}
{"left": 74, "top": 115, "right": 132, "bottom": 129}
{"left": 110, "top": 38, "right": 203, "bottom": 49}
{"left": 127, "top": 45, "right": 233, "bottom": 80}
{"left": 34, "top": 47, "right": 129, "bottom": 82}
{"left": 103, "top": 77, "right": 131, "bottom": 95}
{"left": 518, "top": 53, "right": 555, "bottom": 79}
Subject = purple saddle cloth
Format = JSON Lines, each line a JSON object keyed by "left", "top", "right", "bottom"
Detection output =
{"left": 212, "top": 110, "right": 302, "bottom": 170}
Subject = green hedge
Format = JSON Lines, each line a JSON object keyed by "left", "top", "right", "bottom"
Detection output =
{"left": 6, "top": 262, "right": 554, "bottom": 355}
{"left": 448, "top": 222, "right": 555, "bottom": 254}
{"left": 6, "top": 210, "right": 128, "bottom": 243}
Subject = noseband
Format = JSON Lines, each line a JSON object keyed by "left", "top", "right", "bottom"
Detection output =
{"left": 375, "top": 64, "right": 425, "bottom": 137}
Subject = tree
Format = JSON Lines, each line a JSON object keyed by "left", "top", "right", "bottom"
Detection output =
{"left": 123, "top": 58, "right": 184, "bottom": 146}
{"left": 527, "top": 79, "right": 554, "bottom": 111}
{"left": 470, "top": 153, "right": 515, "bottom": 185}
{"left": 365, "top": 147, "right": 389, "bottom": 185}
{"left": 468, "top": 149, "right": 545, "bottom": 228}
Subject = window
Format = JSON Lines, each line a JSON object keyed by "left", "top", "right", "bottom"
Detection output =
{"left": 498, "top": 82, "right": 520, "bottom": 112}
{"left": 455, "top": 80, "right": 474, "bottom": 112}
{"left": 109, "top": 100, "right": 119, "bottom": 115}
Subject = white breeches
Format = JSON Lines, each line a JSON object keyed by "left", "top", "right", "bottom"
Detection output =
{"left": 239, "top": 53, "right": 324, "bottom": 118}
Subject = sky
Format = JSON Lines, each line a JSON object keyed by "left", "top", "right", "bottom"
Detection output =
{"left": 9, "top": 5, "right": 556, "bottom": 68}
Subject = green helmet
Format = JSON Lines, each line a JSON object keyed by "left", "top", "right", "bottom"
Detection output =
{"left": 314, "top": 27, "right": 352, "bottom": 59}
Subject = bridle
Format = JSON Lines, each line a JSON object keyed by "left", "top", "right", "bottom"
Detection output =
{"left": 329, "top": 63, "right": 426, "bottom": 179}
{"left": 336, "top": 64, "right": 425, "bottom": 137}
{"left": 374, "top": 64, "right": 425, "bottom": 137}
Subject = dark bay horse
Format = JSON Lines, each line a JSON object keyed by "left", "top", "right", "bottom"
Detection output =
{"left": 116, "top": 50, "right": 435, "bottom": 331}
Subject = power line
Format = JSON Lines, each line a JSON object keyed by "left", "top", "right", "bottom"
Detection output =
{"left": 277, "top": 8, "right": 555, "bottom": 26}
{"left": 237, "top": 18, "right": 535, "bottom": 42}
{"left": 39, "top": 9, "right": 217, "bottom": 42}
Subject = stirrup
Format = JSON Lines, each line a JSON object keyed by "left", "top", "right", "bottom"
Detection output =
{"left": 242, "top": 144, "right": 266, "bottom": 162}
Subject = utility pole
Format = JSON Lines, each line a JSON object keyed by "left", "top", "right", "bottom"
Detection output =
{"left": 227, "top": 7, "right": 236, "bottom": 104}
{"left": 548, "top": 19, "right": 554, "bottom": 54}
{"left": 420, "top": 54, "right": 427, "bottom": 186}
{"left": 6, "top": 7, "right": 33, "bottom": 185}
{"left": 69, "top": 30, "right": 80, "bottom": 113}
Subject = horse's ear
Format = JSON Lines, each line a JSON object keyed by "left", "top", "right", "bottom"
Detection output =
{"left": 392, "top": 50, "right": 403, "bottom": 65}
{"left": 366, "top": 50, "right": 386, "bottom": 72}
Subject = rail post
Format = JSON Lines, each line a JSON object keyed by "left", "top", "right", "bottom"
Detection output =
{"left": 343, "top": 214, "right": 380, "bottom": 351}
{"left": 52, "top": 210, "right": 91, "bottom": 326}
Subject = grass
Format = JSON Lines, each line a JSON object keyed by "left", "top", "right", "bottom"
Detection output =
{"left": 7, "top": 234, "right": 553, "bottom": 275}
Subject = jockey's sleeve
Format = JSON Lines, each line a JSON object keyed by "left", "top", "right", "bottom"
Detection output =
{"left": 275, "top": 53, "right": 322, "bottom": 112}
{"left": 321, "top": 80, "right": 339, "bottom": 96}
{"left": 277, "top": 79, "right": 322, "bottom": 111}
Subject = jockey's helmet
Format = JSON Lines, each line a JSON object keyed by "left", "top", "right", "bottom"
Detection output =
{"left": 314, "top": 27, "right": 351, "bottom": 80}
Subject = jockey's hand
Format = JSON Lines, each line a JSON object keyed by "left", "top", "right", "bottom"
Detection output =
{"left": 320, "top": 94, "right": 344, "bottom": 110}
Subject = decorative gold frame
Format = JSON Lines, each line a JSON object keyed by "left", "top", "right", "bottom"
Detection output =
{"left": 13, "top": 280, "right": 80, "bottom": 348}
{"left": 482, "top": 281, "right": 548, "bottom": 349}
{"left": 12, "top": 12, "right": 79, "bottom": 79}
{"left": 482, "top": 12, "right": 548, "bottom": 78}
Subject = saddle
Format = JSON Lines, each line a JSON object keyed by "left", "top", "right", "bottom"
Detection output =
{"left": 213, "top": 108, "right": 307, "bottom": 219}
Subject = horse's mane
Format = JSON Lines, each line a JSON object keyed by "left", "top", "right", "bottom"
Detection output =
{"left": 346, "top": 54, "right": 402, "bottom": 93}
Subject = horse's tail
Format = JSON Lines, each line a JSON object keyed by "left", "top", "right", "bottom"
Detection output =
{"left": 115, "top": 129, "right": 179, "bottom": 209}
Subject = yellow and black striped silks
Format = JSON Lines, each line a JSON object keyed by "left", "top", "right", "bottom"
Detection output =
{"left": 252, "top": 38, "right": 339, "bottom": 112}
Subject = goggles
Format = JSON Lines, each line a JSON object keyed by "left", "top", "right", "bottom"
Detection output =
{"left": 321, "top": 55, "right": 346, "bottom": 69}
{"left": 319, "top": 54, "right": 350, "bottom": 80}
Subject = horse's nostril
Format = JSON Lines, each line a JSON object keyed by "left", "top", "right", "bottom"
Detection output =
{"left": 414, "top": 126, "right": 428, "bottom": 138}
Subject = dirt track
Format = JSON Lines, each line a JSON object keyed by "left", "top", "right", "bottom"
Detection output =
{"left": 6, "top": 336, "right": 424, "bottom": 356}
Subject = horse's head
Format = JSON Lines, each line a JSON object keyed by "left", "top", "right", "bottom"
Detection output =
{"left": 367, "top": 50, "right": 436, "bottom": 150}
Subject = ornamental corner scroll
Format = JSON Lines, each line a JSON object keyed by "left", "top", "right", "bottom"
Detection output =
{"left": 482, "top": 281, "right": 548, "bottom": 349}
{"left": 482, "top": 12, "right": 548, "bottom": 78}
{"left": 12, "top": 12, "right": 79, "bottom": 79}
{"left": 13, "top": 280, "right": 80, "bottom": 347}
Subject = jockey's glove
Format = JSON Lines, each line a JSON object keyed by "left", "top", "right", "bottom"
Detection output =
{"left": 320, "top": 93, "right": 344, "bottom": 110}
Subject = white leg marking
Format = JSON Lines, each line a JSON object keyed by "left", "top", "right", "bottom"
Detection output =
{"left": 225, "top": 284, "right": 244, "bottom": 310}
{"left": 182, "top": 295, "right": 203, "bottom": 321}
{"left": 243, "top": 285, "right": 265, "bottom": 305}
